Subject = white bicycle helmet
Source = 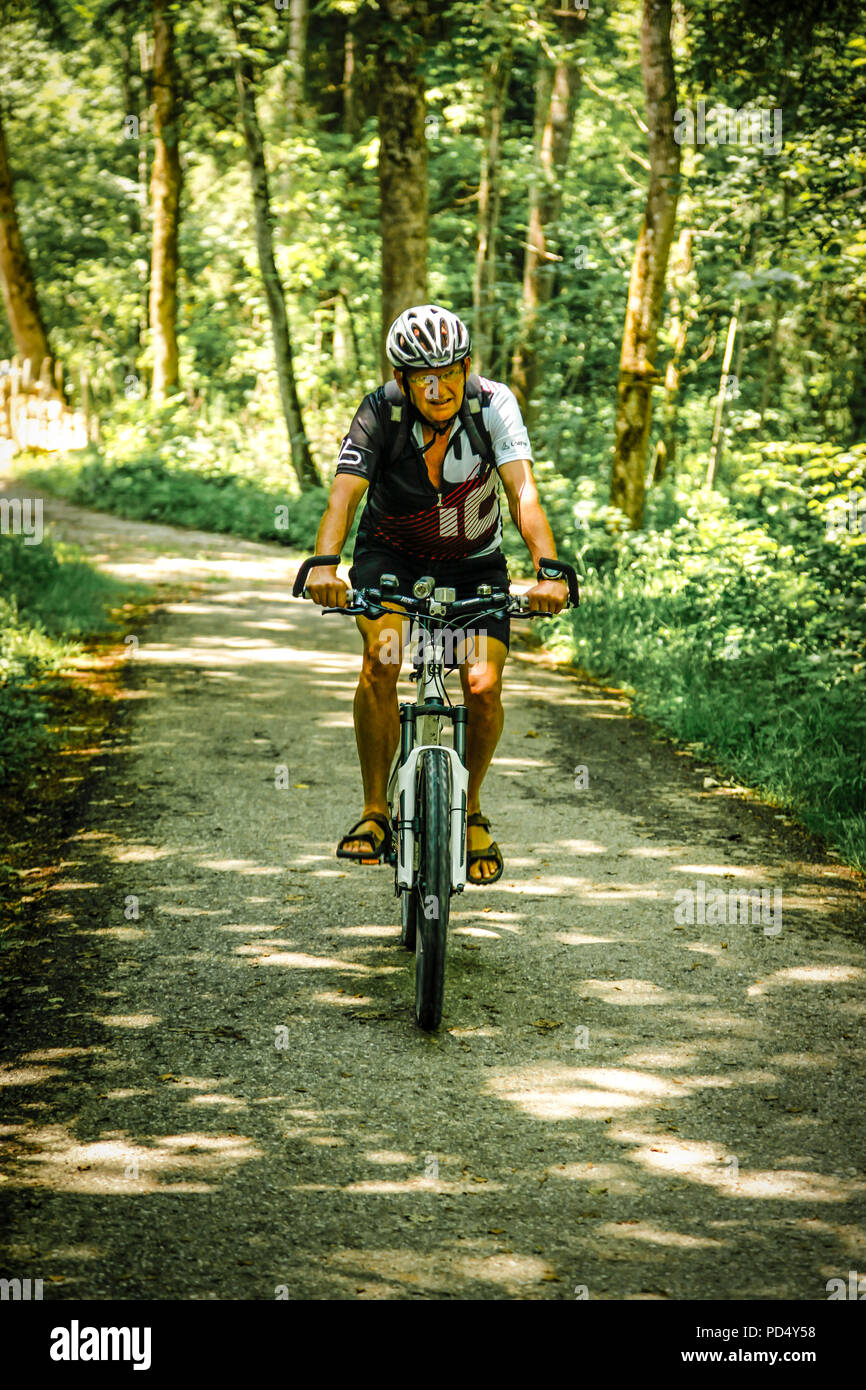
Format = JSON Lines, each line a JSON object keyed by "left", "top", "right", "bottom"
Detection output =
{"left": 386, "top": 305, "right": 471, "bottom": 371}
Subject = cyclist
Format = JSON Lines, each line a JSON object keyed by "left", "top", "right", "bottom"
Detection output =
{"left": 305, "top": 304, "right": 568, "bottom": 884}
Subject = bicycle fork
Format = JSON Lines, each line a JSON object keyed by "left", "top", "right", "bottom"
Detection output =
{"left": 393, "top": 703, "right": 469, "bottom": 893}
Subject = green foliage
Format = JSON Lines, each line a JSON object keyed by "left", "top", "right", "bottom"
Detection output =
{"left": 541, "top": 444, "right": 866, "bottom": 867}
{"left": 0, "top": 534, "right": 128, "bottom": 785}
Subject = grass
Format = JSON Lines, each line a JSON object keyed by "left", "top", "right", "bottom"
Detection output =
{"left": 0, "top": 532, "right": 133, "bottom": 786}
{"left": 537, "top": 449, "right": 866, "bottom": 870}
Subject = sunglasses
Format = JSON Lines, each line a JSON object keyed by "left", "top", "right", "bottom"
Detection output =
{"left": 407, "top": 364, "right": 466, "bottom": 387}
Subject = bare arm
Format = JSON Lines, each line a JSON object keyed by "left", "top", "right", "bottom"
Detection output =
{"left": 305, "top": 473, "right": 369, "bottom": 607}
{"left": 497, "top": 458, "right": 568, "bottom": 613}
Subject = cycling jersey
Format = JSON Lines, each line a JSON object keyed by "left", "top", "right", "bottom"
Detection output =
{"left": 335, "top": 376, "right": 533, "bottom": 564}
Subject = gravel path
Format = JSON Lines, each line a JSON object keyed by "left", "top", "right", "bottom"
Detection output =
{"left": 1, "top": 488, "right": 865, "bottom": 1301}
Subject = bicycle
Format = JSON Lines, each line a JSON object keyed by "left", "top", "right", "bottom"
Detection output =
{"left": 292, "top": 554, "right": 580, "bottom": 1030}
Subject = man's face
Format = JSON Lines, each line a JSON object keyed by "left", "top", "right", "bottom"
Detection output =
{"left": 397, "top": 358, "right": 470, "bottom": 425}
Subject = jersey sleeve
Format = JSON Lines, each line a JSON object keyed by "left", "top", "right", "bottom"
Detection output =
{"left": 485, "top": 380, "right": 534, "bottom": 466}
{"left": 334, "top": 390, "right": 386, "bottom": 481}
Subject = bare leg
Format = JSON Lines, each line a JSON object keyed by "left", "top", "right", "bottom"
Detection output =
{"left": 458, "top": 636, "right": 508, "bottom": 881}
{"left": 340, "top": 610, "right": 406, "bottom": 855}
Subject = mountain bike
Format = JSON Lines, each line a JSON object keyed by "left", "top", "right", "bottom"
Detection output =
{"left": 293, "top": 554, "right": 580, "bottom": 1029}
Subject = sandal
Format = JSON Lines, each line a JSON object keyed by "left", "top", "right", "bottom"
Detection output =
{"left": 466, "top": 811, "right": 504, "bottom": 885}
{"left": 337, "top": 813, "right": 392, "bottom": 864}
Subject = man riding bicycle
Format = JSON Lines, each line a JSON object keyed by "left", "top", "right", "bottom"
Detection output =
{"left": 305, "top": 304, "right": 568, "bottom": 884}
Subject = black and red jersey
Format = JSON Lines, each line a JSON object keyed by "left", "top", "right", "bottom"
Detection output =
{"left": 334, "top": 375, "right": 533, "bottom": 564}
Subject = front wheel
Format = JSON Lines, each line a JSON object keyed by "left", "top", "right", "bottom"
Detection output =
{"left": 414, "top": 748, "right": 452, "bottom": 1030}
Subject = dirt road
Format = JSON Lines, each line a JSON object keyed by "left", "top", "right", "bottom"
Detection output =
{"left": 2, "top": 488, "right": 865, "bottom": 1300}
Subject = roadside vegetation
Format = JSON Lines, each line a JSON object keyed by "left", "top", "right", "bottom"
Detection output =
{"left": 0, "top": 533, "right": 129, "bottom": 786}
{"left": 535, "top": 443, "right": 866, "bottom": 868}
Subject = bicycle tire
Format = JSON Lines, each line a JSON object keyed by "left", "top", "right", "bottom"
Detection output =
{"left": 414, "top": 748, "right": 452, "bottom": 1030}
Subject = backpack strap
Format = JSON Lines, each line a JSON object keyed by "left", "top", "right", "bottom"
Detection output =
{"left": 458, "top": 372, "right": 494, "bottom": 465}
{"left": 383, "top": 378, "right": 411, "bottom": 465}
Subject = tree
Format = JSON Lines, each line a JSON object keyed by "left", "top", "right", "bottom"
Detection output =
{"left": 0, "top": 104, "right": 51, "bottom": 375}
{"left": 285, "top": 0, "right": 307, "bottom": 126}
{"left": 610, "top": 0, "right": 681, "bottom": 528}
{"left": 228, "top": 2, "right": 318, "bottom": 486}
{"left": 472, "top": 39, "right": 511, "bottom": 378}
{"left": 377, "top": 0, "right": 429, "bottom": 376}
{"left": 510, "top": 1, "right": 583, "bottom": 420}
{"left": 342, "top": 9, "right": 359, "bottom": 139}
{"left": 651, "top": 223, "right": 693, "bottom": 482}
{"left": 149, "top": 0, "right": 182, "bottom": 401}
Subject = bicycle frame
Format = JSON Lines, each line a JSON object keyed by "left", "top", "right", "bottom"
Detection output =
{"left": 389, "top": 619, "right": 469, "bottom": 893}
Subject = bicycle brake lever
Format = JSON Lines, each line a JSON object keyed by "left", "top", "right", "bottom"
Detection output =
{"left": 323, "top": 603, "right": 389, "bottom": 619}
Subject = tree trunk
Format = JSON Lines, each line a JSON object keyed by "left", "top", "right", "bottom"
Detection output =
{"left": 472, "top": 44, "right": 511, "bottom": 378}
{"left": 651, "top": 225, "right": 693, "bottom": 482}
{"left": 706, "top": 301, "right": 740, "bottom": 487}
{"left": 149, "top": 0, "right": 182, "bottom": 402}
{"left": 120, "top": 28, "right": 147, "bottom": 379}
{"left": 286, "top": 0, "right": 308, "bottom": 126}
{"left": 759, "top": 180, "right": 790, "bottom": 433}
{"left": 510, "top": 4, "right": 582, "bottom": 418}
{"left": 342, "top": 13, "right": 359, "bottom": 139}
{"left": 229, "top": 6, "right": 318, "bottom": 488}
{"left": 135, "top": 30, "right": 152, "bottom": 387}
{"left": 318, "top": 276, "right": 339, "bottom": 361}
{"left": 377, "top": 0, "right": 429, "bottom": 378}
{"left": 705, "top": 221, "right": 755, "bottom": 479}
{"left": 759, "top": 295, "right": 780, "bottom": 429}
{"left": 338, "top": 290, "right": 364, "bottom": 376}
{"left": 0, "top": 106, "right": 51, "bottom": 378}
{"left": 610, "top": 0, "right": 681, "bottom": 529}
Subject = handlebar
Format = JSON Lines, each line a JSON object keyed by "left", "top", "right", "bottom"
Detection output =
{"left": 292, "top": 553, "right": 340, "bottom": 598}
{"left": 292, "top": 552, "right": 580, "bottom": 620}
{"left": 326, "top": 587, "right": 533, "bottom": 621}
{"left": 537, "top": 556, "right": 580, "bottom": 608}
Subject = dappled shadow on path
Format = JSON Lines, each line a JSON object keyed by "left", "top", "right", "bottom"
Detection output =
{"left": 2, "top": 568, "right": 865, "bottom": 1301}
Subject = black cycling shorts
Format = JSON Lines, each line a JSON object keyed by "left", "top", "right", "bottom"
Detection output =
{"left": 348, "top": 542, "right": 511, "bottom": 662}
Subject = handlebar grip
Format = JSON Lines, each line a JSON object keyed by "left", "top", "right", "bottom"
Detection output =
{"left": 538, "top": 556, "right": 580, "bottom": 608}
{"left": 292, "top": 553, "right": 341, "bottom": 598}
